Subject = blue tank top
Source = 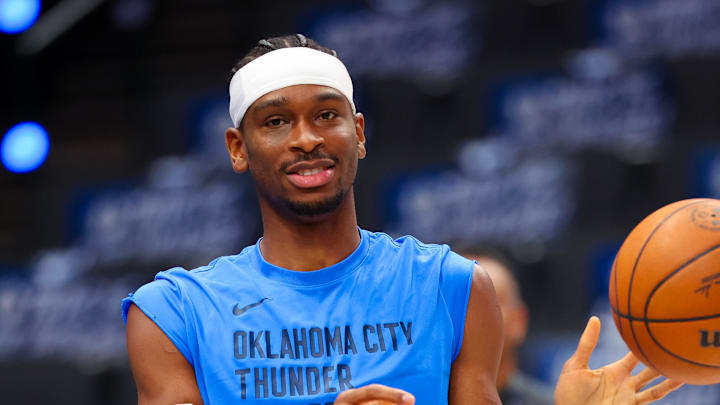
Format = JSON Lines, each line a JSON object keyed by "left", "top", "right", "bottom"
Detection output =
{"left": 122, "top": 229, "right": 474, "bottom": 405}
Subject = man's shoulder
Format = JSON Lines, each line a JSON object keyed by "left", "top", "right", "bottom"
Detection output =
{"left": 362, "top": 228, "right": 448, "bottom": 255}
{"left": 122, "top": 246, "right": 257, "bottom": 323}
{"left": 140, "top": 245, "right": 256, "bottom": 290}
{"left": 361, "top": 230, "right": 475, "bottom": 280}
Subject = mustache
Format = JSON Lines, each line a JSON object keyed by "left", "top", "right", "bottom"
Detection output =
{"left": 280, "top": 151, "right": 339, "bottom": 171}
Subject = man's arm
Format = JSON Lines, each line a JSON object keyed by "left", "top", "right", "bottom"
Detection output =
{"left": 449, "top": 264, "right": 504, "bottom": 405}
{"left": 126, "top": 303, "right": 204, "bottom": 405}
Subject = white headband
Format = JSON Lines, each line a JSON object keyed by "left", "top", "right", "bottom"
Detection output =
{"left": 229, "top": 47, "right": 356, "bottom": 128}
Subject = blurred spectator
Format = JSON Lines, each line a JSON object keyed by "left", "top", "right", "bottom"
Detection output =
{"left": 460, "top": 249, "right": 554, "bottom": 405}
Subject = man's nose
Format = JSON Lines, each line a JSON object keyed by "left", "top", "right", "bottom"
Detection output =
{"left": 288, "top": 119, "right": 323, "bottom": 153}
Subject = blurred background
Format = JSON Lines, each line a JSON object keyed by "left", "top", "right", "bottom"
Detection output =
{"left": 1, "top": 0, "right": 719, "bottom": 403}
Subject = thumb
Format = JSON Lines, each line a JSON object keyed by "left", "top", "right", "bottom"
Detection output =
{"left": 566, "top": 316, "right": 601, "bottom": 371}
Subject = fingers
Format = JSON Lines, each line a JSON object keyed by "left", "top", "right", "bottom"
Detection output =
{"left": 334, "top": 384, "right": 415, "bottom": 405}
{"left": 631, "top": 367, "right": 661, "bottom": 390}
{"left": 564, "top": 316, "right": 601, "bottom": 371}
{"left": 615, "top": 351, "right": 640, "bottom": 374}
{"left": 635, "top": 379, "right": 683, "bottom": 404}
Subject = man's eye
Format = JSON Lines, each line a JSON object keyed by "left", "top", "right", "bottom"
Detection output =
{"left": 319, "top": 111, "right": 337, "bottom": 120}
{"left": 266, "top": 118, "right": 285, "bottom": 127}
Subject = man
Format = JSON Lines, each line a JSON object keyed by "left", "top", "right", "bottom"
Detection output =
{"left": 122, "top": 34, "right": 682, "bottom": 405}
{"left": 460, "top": 251, "right": 552, "bottom": 405}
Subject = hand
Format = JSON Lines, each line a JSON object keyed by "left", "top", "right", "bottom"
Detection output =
{"left": 555, "top": 316, "right": 683, "bottom": 405}
{"left": 334, "top": 384, "right": 415, "bottom": 405}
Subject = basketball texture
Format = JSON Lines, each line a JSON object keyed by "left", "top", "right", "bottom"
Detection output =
{"left": 609, "top": 198, "right": 720, "bottom": 385}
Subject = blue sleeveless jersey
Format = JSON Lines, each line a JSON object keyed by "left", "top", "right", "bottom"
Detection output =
{"left": 122, "top": 229, "right": 474, "bottom": 405}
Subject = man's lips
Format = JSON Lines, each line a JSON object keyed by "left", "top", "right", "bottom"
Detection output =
{"left": 284, "top": 159, "right": 336, "bottom": 189}
{"left": 284, "top": 158, "right": 336, "bottom": 173}
{"left": 287, "top": 167, "right": 335, "bottom": 188}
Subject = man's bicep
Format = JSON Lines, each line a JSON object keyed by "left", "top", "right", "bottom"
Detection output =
{"left": 448, "top": 264, "right": 503, "bottom": 405}
{"left": 126, "top": 303, "right": 203, "bottom": 405}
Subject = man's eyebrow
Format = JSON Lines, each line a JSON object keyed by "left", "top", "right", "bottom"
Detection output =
{"left": 314, "top": 92, "right": 348, "bottom": 104}
{"left": 249, "top": 96, "right": 290, "bottom": 115}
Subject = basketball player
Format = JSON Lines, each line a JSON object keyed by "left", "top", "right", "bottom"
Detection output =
{"left": 122, "top": 34, "right": 683, "bottom": 405}
{"left": 459, "top": 251, "right": 553, "bottom": 405}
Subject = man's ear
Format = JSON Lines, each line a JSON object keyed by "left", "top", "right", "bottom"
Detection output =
{"left": 508, "top": 303, "right": 529, "bottom": 345}
{"left": 225, "top": 127, "right": 249, "bottom": 173}
{"left": 354, "top": 112, "right": 366, "bottom": 159}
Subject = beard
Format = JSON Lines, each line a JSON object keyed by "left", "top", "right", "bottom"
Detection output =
{"left": 284, "top": 188, "right": 347, "bottom": 217}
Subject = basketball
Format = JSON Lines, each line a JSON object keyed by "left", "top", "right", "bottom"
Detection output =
{"left": 609, "top": 198, "right": 720, "bottom": 384}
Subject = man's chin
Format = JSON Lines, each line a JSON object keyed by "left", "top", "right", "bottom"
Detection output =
{"left": 285, "top": 190, "right": 346, "bottom": 218}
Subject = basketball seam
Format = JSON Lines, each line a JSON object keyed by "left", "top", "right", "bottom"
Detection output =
{"left": 626, "top": 199, "right": 710, "bottom": 370}
{"left": 612, "top": 259, "right": 623, "bottom": 337}
{"left": 611, "top": 306, "right": 720, "bottom": 323}
{"left": 642, "top": 242, "right": 720, "bottom": 319}
{"left": 642, "top": 242, "right": 720, "bottom": 369}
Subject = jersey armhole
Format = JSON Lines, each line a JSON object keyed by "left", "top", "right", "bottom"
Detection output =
{"left": 439, "top": 249, "right": 476, "bottom": 362}
{"left": 122, "top": 292, "right": 194, "bottom": 367}
{"left": 453, "top": 260, "right": 474, "bottom": 361}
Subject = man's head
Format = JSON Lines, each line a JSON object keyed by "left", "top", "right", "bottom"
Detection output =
{"left": 225, "top": 34, "right": 366, "bottom": 220}
{"left": 473, "top": 255, "right": 528, "bottom": 349}
{"left": 229, "top": 34, "right": 339, "bottom": 85}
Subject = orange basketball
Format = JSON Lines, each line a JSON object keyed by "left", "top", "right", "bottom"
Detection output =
{"left": 609, "top": 198, "right": 720, "bottom": 384}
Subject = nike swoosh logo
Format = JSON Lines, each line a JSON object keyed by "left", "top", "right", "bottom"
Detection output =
{"left": 233, "top": 298, "right": 271, "bottom": 316}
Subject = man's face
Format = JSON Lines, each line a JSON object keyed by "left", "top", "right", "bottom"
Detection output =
{"left": 225, "top": 84, "right": 366, "bottom": 219}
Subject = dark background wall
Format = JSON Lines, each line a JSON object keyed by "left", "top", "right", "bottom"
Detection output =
{"left": 1, "top": 0, "right": 719, "bottom": 403}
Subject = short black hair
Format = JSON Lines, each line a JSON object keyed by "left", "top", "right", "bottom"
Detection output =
{"left": 229, "top": 33, "right": 339, "bottom": 83}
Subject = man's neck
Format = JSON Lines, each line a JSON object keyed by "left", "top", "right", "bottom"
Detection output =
{"left": 257, "top": 192, "right": 361, "bottom": 271}
{"left": 497, "top": 350, "right": 518, "bottom": 392}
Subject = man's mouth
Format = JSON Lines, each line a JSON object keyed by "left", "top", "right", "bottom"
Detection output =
{"left": 285, "top": 159, "right": 336, "bottom": 189}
